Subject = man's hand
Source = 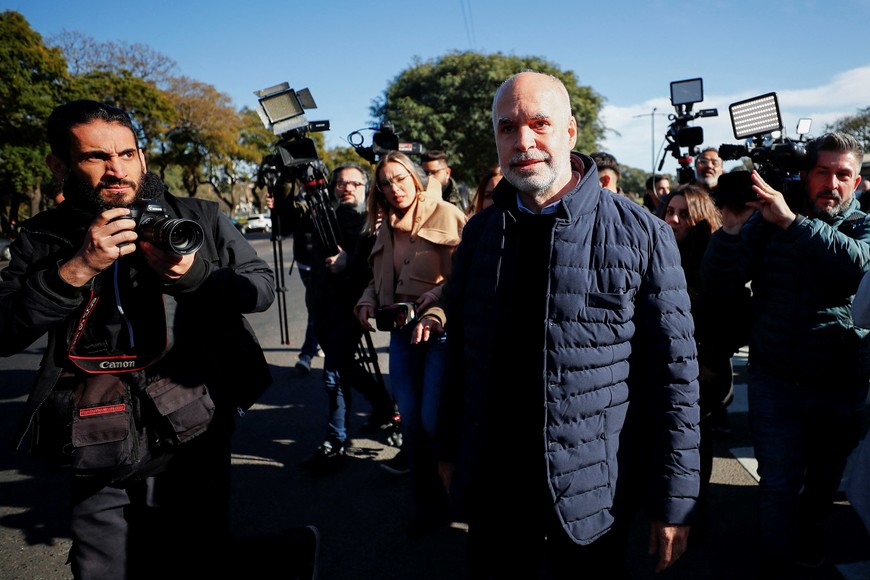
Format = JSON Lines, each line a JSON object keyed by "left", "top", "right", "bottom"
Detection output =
{"left": 59, "top": 207, "right": 137, "bottom": 287}
{"left": 412, "top": 317, "right": 444, "bottom": 344}
{"left": 746, "top": 169, "right": 797, "bottom": 230}
{"left": 325, "top": 245, "right": 348, "bottom": 273}
{"left": 356, "top": 304, "right": 376, "bottom": 332}
{"left": 139, "top": 241, "right": 195, "bottom": 282}
{"left": 647, "top": 521, "right": 690, "bottom": 573}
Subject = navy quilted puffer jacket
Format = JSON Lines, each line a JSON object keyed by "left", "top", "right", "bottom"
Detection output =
{"left": 438, "top": 153, "right": 701, "bottom": 544}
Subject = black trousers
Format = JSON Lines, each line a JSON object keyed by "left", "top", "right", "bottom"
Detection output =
{"left": 466, "top": 478, "right": 632, "bottom": 580}
{"left": 69, "top": 426, "right": 232, "bottom": 580}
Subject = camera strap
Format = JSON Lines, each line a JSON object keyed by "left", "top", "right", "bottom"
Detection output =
{"left": 68, "top": 258, "right": 175, "bottom": 374}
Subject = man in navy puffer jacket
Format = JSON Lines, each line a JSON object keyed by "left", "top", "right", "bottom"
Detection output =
{"left": 422, "top": 72, "right": 701, "bottom": 578}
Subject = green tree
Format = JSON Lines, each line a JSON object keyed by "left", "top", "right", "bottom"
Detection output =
{"left": 618, "top": 165, "right": 648, "bottom": 200}
{"left": 826, "top": 107, "right": 870, "bottom": 152}
{"left": 50, "top": 32, "right": 182, "bottom": 167}
{"left": 371, "top": 51, "right": 605, "bottom": 186}
{"left": 0, "top": 10, "right": 68, "bottom": 226}
{"left": 66, "top": 69, "right": 177, "bottom": 155}
{"left": 156, "top": 76, "right": 258, "bottom": 211}
{"left": 322, "top": 145, "right": 373, "bottom": 175}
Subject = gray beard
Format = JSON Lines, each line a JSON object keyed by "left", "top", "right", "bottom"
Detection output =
{"left": 696, "top": 174, "right": 718, "bottom": 189}
{"left": 340, "top": 199, "right": 366, "bottom": 214}
{"left": 501, "top": 153, "right": 562, "bottom": 202}
{"left": 810, "top": 192, "right": 849, "bottom": 220}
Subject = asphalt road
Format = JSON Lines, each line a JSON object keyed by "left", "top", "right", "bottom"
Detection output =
{"left": 1, "top": 233, "right": 869, "bottom": 579}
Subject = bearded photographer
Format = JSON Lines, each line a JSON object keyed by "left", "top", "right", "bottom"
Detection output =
{"left": 0, "top": 100, "right": 281, "bottom": 579}
{"left": 701, "top": 132, "right": 869, "bottom": 575}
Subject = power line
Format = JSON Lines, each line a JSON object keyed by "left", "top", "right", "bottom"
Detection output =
{"left": 458, "top": 0, "right": 476, "bottom": 49}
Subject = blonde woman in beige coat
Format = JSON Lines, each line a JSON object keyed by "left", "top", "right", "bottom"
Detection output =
{"left": 355, "top": 150, "right": 466, "bottom": 538}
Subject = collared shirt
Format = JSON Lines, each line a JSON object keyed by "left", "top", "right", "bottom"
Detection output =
{"left": 514, "top": 171, "right": 581, "bottom": 215}
{"left": 516, "top": 193, "right": 562, "bottom": 215}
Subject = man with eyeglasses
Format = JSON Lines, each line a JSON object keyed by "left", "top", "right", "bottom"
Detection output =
{"left": 694, "top": 147, "right": 724, "bottom": 190}
{"left": 300, "top": 163, "right": 397, "bottom": 471}
{"left": 420, "top": 149, "right": 468, "bottom": 213}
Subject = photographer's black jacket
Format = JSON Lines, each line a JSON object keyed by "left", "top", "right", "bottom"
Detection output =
{"left": 306, "top": 202, "right": 373, "bottom": 323}
{"left": 0, "top": 187, "right": 275, "bottom": 451}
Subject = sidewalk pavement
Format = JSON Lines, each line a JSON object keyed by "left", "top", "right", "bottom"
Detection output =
{"left": 2, "top": 338, "right": 869, "bottom": 578}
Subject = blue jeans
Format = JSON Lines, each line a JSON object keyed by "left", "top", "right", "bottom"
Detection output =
{"left": 297, "top": 264, "right": 320, "bottom": 359}
{"left": 388, "top": 324, "right": 449, "bottom": 518}
{"left": 317, "top": 312, "right": 393, "bottom": 446}
{"left": 747, "top": 366, "right": 868, "bottom": 559}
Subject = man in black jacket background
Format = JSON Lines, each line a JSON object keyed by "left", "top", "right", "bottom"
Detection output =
{"left": 300, "top": 163, "right": 397, "bottom": 470}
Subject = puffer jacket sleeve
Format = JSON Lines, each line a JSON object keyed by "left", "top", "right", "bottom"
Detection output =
{"left": 632, "top": 220, "right": 701, "bottom": 525}
{"left": 434, "top": 212, "right": 479, "bottom": 463}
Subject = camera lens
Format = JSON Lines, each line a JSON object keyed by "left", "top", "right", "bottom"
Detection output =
{"left": 161, "top": 219, "right": 204, "bottom": 255}
{"left": 138, "top": 217, "right": 204, "bottom": 255}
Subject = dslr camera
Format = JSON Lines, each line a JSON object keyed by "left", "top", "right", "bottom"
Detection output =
{"left": 129, "top": 200, "right": 205, "bottom": 256}
{"left": 714, "top": 92, "right": 812, "bottom": 210}
{"left": 375, "top": 302, "right": 418, "bottom": 332}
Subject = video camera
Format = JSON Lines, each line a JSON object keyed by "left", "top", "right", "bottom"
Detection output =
{"left": 659, "top": 78, "right": 719, "bottom": 185}
{"left": 714, "top": 92, "right": 812, "bottom": 210}
{"left": 253, "top": 82, "right": 341, "bottom": 253}
{"left": 347, "top": 122, "right": 425, "bottom": 165}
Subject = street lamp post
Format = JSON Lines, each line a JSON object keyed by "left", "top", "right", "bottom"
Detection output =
{"left": 650, "top": 107, "right": 656, "bottom": 176}
{"left": 634, "top": 107, "right": 661, "bottom": 177}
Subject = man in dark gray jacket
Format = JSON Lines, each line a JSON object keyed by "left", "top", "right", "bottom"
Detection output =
{"left": 424, "top": 71, "right": 700, "bottom": 578}
{"left": 702, "top": 132, "right": 869, "bottom": 574}
{"left": 0, "top": 100, "right": 301, "bottom": 579}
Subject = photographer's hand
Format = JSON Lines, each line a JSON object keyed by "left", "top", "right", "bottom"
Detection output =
{"left": 355, "top": 304, "right": 376, "bottom": 332}
{"left": 325, "top": 245, "right": 348, "bottom": 273}
{"left": 747, "top": 170, "right": 797, "bottom": 230}
{"left": 59, "top": 208, "right": 137, "bottom": 287}
{"left": 139, "top": 241, "right": 195, "bottom": 282}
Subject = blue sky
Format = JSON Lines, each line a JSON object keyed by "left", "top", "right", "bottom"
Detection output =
{"left": 5, "top": 0, "right": 870, "bottom": 176}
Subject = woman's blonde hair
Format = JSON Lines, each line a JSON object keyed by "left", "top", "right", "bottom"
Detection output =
{"left": 364, "top": 150, "right": 427, "bottom": 235}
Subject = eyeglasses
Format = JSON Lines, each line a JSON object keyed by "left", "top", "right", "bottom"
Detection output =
{"left": 377, "top": 172, "right": 411, "bottom": 190}
{"left": 696, "top": 158, "right": 722, "bottom": 167}
{"left": 424, "top": 167, "right": 448, "bottom": 176}
{"left": 335, "top": 180, "right": 365, "bottom": 189}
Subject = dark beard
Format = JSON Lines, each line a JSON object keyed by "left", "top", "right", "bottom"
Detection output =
{"left": 62, "top": 171, "right": 164, "bottom": 215}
